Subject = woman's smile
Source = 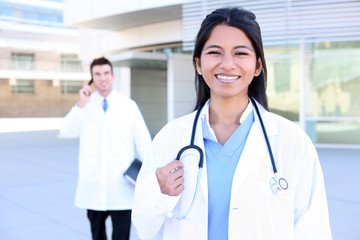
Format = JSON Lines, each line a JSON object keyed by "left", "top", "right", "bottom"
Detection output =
{"left": 215, "top": 74, "right": 240, "bottom": 83}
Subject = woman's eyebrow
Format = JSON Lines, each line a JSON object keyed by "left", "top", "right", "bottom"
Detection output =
{"left": 204, "top": 44, "right": 221, "bottom": 50}
{"left": 204, "top": 44, "right": 254, "bottom": 52}
{"left": 234, "top": 45, "right": 254, "bottom": 52}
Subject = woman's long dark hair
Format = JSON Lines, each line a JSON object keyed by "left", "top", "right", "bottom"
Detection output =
{"left": 193, "top": 7, "right": 268, "bottom": 110}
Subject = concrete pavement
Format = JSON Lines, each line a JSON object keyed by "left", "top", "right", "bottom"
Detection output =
{"left": 0, "top": 130, "right": 359, "bottom": 239}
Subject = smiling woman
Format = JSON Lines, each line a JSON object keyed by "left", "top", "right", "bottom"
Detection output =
{"left": 133, "top": 7, "right": 332, "bottom": 240}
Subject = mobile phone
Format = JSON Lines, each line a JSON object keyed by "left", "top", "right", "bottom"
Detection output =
{"left": 85, "top": 78, "right": 92, "bottom": 96}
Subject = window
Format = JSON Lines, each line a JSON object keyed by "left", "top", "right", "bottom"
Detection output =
{"left": 12, "top": 79, "right": 35, "bottom": 94}
{"left": 0, "top": 2, "right": 63, "bottom": 25}
{"left": 306, "top": 41, "right": 360, "bottom": 118}
{"left": 265, "top": 44, "right": 301, "bottom": 122}
{"left": 11, "top": 53, "right": 35, "bottom": 70}
{"left": 61, "top": 54, "right": 83, "bottom": 72}
{"left": 61, "top": 80, "right": 84, "bottom": 94}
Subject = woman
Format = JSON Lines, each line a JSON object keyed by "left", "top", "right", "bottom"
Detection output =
{"left": 132, "top": 7, "right": 332, "bottom": 240}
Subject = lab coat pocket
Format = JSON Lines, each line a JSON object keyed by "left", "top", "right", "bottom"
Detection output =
{"left": 229, "top": 183, "right": 294, "bottom": 240}
{"left": 256, "top": 183, "right": 294, "bottom": 240}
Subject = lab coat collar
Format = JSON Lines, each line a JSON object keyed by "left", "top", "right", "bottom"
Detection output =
{"left": 199, "top": 99, "right": 252, "bottom": 124}
{"left": 201, "top": 100, "right": 253, "bottom": 143}
{"left": 92, "top": 89, "right": 115, "bottom": 101}
{"left": 180, "top": 98, "right": 278, "bottom": 143}
{"left": 91, "top": 90, "right": 116, "bottom": 114}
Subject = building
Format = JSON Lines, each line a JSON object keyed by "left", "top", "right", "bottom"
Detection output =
{"left": 46, "top": 1, "right": 360, "bottom": 146}
{"left": 0, "top": 0, "right": 89, "bottom": 118}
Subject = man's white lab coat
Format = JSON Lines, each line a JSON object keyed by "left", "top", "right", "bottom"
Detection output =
{"left": 60, "top": 90, "right": 152, "bottom": 210}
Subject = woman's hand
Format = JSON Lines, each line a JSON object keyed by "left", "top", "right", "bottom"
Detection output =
{"left": 156, "top": 159, "right": 184, "bottom": 196}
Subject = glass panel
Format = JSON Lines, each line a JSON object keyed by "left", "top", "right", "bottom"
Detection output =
{"left": 305, "top": 40, "right": 360, "bottom": 145}
{"left": 306, "top": 41, "right": 360, "bottom": 117}
{"left": 0, "top": 7, "right": 15, "bottom": 17}
{"left": 0, "top": 2, "right": 63, "bottom": 25}
{"left": 12, "top": 79, "right": 34, "bottom": 94}
{"left": 313, "top": 121, "right": 360, "bottom": 145}
{"left": 61, "top": 54, "right": 83, "bottom": 72}
{"left": 11, "top": 53, "right": 35, "bottom": 70}
{"left": 61, "top": 81, "right": 84, "bottom": 94}
{"left": 155, "top": 46, "right": 192, "bottom": 54}
{"left": 265, "top": 45, "right": 301, "bottom": 121}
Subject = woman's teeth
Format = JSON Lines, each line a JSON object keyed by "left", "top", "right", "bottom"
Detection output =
{"left": 216, "top": 74, "right": 239, "bottom": 82}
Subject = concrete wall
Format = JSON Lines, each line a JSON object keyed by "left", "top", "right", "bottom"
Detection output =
{"left": 167, "top": 53, "right": 196, "bottom": 120}
{"left": 77, "top": 20, "right": 182, "bottom": 60}
{"left": 0, "top": 79, "right": 84, "bottom": 117}
{"left": 131, "top": 68, "right": 167, "bottom": 137}
{"left": 0, "top": 47, "right": 88, "bottom": 118}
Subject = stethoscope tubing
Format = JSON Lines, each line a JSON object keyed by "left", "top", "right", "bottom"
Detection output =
{"left": 249, "top": 97, "right": 278, "bottom": 174}
{"left": 176, "top": 145, "right": 204, "bottom": 168}
{"left": 171, "top": 102, "right": 205, "bottom": 220}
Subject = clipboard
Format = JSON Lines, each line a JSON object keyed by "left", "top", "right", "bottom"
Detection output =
{"left": 123, "top": 159, "right": 142, "bottom": 185}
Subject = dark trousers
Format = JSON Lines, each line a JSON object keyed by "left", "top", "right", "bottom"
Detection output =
{"left": 87, "top": 209, "right": 131, "bottom": 240}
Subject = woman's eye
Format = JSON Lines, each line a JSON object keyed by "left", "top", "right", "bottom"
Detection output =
{"left": 208, "top": 51, "right": 221, "bottom": 55}
{"left": 235, "top": 52, "right": 247, "bottom": 55}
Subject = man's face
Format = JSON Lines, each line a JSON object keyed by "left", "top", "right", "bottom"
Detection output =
{"left": 91, "top": 64, "right": 114, "bottom": 97}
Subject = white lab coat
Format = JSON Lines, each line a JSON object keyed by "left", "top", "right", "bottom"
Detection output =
{"left": 60, "top": 90, "right": 152, "bottom": 210}
{"left": 132, "top": 100, "right": 332, "bottom": 240}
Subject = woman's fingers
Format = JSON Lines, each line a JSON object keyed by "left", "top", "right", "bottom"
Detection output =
{"left": 156, "top": 159, "right": 185, "bottom": 196}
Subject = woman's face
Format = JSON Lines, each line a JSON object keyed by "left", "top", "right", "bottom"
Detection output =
{"left": 195, "top": 24, "right": 262, "bottom": 101}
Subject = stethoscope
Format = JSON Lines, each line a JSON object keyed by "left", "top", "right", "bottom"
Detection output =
{"left": 168, "top": 97, "right": 288, "bottom": 220}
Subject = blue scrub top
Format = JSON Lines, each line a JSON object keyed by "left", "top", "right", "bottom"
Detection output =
{"left": 203, "top": 110, "right": 254, "bottom": 240}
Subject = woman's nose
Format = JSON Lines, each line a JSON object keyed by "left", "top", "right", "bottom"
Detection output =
{"left": 220, "top": 53, "right": 235, "bottom": 70}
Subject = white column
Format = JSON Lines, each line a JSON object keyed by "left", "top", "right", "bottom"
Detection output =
{"left": 113, "top": 66, "right": 131, "bottom": 98}
{"left": 299, "top": 38, "right": 306, "bottom": 131}
{"left": 167, "top": 53, "right": 175, "bottom": 122}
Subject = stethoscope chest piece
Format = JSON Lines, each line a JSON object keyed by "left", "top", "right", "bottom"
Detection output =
{"left": 270, "top": 175, "right": 288, "bottom": 196}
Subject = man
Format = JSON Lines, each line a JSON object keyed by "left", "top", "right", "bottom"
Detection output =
{"left": 60, "top": 57, "right": 152, "bottom": 240}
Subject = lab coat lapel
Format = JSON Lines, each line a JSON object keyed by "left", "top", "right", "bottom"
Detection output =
{"left": 231, "top": 104, "right": 278, "bottom": 200}
{"left": 230, "top": 122, "right": 266, "bottom": 199}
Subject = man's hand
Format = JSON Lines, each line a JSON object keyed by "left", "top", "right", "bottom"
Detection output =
{"left": 77, "top": 85, "right": 92, "bottom": 108}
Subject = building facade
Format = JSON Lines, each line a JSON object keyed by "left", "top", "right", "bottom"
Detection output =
{"left": 0, "top": 0, "right": 90, "bottom": 118}
{"left": 62, "top": 1, "right": 360, "bottom": 145}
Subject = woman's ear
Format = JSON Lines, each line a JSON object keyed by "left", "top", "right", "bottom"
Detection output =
{"left": 254, "top": 58, "right": 262, "bottom": 77}
{"left": 195, "top": 57, "right": 202, "bottom": 75}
